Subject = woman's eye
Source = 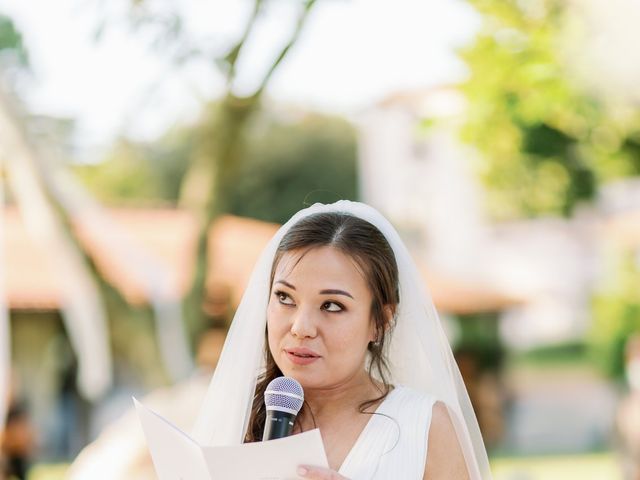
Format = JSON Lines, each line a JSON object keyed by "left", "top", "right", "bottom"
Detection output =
{"left": 322, "top": 301, "right": 343, "bottom": 312}
{"left": 274, "top": 291, "right": 294, "bottom": 305}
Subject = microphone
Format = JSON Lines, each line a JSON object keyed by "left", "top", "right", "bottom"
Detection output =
{"left": 262, "top": 376, "right": 304, "bottom": 441}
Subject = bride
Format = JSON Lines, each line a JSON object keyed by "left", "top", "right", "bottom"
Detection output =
{"left": 191, "top": 201, "right": 492, "bottom": 479}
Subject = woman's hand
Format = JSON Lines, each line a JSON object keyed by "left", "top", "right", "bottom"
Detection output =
{"left": 297, "top": 465, "right": 349, "bottom": 480}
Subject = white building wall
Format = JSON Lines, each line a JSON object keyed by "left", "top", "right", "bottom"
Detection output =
{"left": 357, "top": 87, "right": 610, "bottom": 349}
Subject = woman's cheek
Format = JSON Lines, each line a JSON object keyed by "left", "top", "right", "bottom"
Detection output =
{"left": 331, "top": 317, "right": 371, "bottom": 359}
{"left": 268, "top": 309, "right": 285, "bottom": 336}
{"left": 267, "top": 310, "right": 289, "bottom": 349}
{"left": 266, "top": 312, "right": 278, "bottom": 352}
{"left": 325, "top": 328, "right": 354, "bottom": 359}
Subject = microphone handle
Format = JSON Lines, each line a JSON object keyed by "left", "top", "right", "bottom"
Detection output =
{"left": 262, "top": 410, "right": 296, "bottom": 441}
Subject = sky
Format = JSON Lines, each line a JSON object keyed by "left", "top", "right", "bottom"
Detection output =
{"left": 0, "top": 0, "right": 480, "bottom": 160}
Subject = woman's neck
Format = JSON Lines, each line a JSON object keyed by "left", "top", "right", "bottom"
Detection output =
{"left": 299, "top": 374, "right": 386, "bottom": 427}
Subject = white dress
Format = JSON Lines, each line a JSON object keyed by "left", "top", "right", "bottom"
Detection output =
{"left": 337, "top": 386, "right": 437, "bottom": 480}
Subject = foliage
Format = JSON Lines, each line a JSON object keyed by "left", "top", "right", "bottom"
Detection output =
{"left": 508, "top": 340, "right": 589, "bottom": 369}
{"left": 88, "top": 0, "right": 321, "bottom": 337}
{"left": 459, "top": 0, "right": 640, "bottom": 219}
{"left": 73, "top": 109, "right": 358, "bottom": 219}
{"left": 589, "top": 249, "right": 640, "bottom": 379}
{"left": 224, "top": 111, "right": 358, "bottom": 224}
{"left": 0, "top": 14, "right": 29, "bottom": 67}
{"left": 72, "top": 129, "right": 193, "bottom": 206}
{"left": 453, "top": 312, "right": 504, "bottom": 372}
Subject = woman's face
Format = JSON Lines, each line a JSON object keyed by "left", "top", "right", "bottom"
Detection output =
{"left": 267, "top": 246, "right": 376, "bottom": 391}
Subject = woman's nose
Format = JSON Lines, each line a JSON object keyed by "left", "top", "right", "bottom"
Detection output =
{"left": 290, "top": 307, "right": 317, "bottom": 338}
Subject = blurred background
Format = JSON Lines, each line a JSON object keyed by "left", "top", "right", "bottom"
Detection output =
{"left": 0, "top": 0, "right": 640, "bottom": 478}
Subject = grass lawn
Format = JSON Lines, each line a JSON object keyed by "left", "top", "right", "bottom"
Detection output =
{"left": 491, "top": 452, "right": 622, "bottom": 480}
{"left": 28, "top": 453, "right": 622, "bottom": 479}
{"left": 27, "top": 464, "right": 69, "bottom": 480}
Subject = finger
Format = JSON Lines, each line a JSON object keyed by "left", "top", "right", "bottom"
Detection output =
{"left": 297, "top": 465, "right": 345, "bottom": 480}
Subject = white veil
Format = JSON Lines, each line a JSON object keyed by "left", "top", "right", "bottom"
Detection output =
{"left": 191, "top": 200, "right": 492, "bottom": 479}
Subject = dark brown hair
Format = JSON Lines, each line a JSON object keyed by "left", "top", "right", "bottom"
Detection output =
{"left": 245, "top": 211, "right": 400, "bottom": 442}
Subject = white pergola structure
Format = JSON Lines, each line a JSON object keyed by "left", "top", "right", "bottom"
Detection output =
{"left": 0, "top": 86, "right": 192, "bottom": 429}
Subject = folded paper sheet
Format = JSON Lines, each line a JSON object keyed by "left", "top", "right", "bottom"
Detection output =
{"left": 134, "top": 398, "right": 329, "bottom": 480}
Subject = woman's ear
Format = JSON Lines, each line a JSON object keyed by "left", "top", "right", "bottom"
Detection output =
{"left": 370, "top": 305, "right": 395, "bottom": 343}
{"left": 383, "top": 304, "right": 395, "bottom": 331}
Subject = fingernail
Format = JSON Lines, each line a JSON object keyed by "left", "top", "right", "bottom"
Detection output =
{"left": 297, "top": 466, "right": 308, "bottom": 476}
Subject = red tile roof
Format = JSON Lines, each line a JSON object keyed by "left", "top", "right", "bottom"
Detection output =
{"left": 4, "top": 208, "right": 62, "bottom": 310}
{"left": 3, "top": 207, "right": 521, "bottom": 314}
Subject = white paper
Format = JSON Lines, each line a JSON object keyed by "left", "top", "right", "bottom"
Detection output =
{"left": 134, "top": 398, "right": 329, "bottom": 480}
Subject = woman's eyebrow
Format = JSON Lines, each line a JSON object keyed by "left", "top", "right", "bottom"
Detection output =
{"left": 275, "top": 280, "right": 296, "bottom": 289}
{"left": 274, "top": 280, "right": 354, "bottom": 299}
{"left": 319, "top": 289, "right": 354, "bottom": 299}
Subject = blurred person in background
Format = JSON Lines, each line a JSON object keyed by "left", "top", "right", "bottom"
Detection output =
{"left": 615, "top": 333, "right": 640, "bottom": 480}
{"left": 0, "top": 401, "right": 36, "bottom": 480}
{"left": 0, "top": 374, "right": 36, "bottom": 480}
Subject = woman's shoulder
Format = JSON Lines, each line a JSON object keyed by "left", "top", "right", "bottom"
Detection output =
{"left": 423, "top": 399, "right": 470, "bottom": 479}
{"left": 382, "top": 388, "right": 468, "bottom": 479}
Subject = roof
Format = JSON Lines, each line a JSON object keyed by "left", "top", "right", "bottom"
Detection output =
{"left": 4, "top": 208, "right": 61, "bottom": 310}
{"left": 375, "top": 85, "right": 466, "bottom": 118}
{"left": 3, "top": 207, "right": 521, "bottom": 314}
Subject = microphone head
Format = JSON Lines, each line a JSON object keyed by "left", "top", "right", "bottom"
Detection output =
{"left": 264, "top": 376, "right": 304, "bottom": 415}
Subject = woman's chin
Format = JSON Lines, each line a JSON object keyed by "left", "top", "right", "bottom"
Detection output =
{"left": 277, "top": 368, "right": 322, "bottom": 390}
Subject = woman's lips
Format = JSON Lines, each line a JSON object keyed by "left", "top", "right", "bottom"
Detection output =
{"left": 285, "top": 348, "right": 321, "bottom": 365}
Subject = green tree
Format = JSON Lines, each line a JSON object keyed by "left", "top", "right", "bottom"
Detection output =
{"left": 72, "top": 110, "right": 358, "bottom": 221}
{"left": 590, "top": 250, "right": 640, "bottom": 379}
{"left": 459, "top": 0, "right": 640, "bottom": 219}
{"left": 93, "top": 0, "right": 322, "bottom": 340}
{"left": 72, "top": 128, "right": 194, "bottom": 206}
{"left": 225, "top": 112, "right": 357, "bottom": 224}
{"left": 0, "top": 14, "right": 29, "bottom": 68}
{"left": 73, "top": 141, "right": 165, "bottom": 204}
